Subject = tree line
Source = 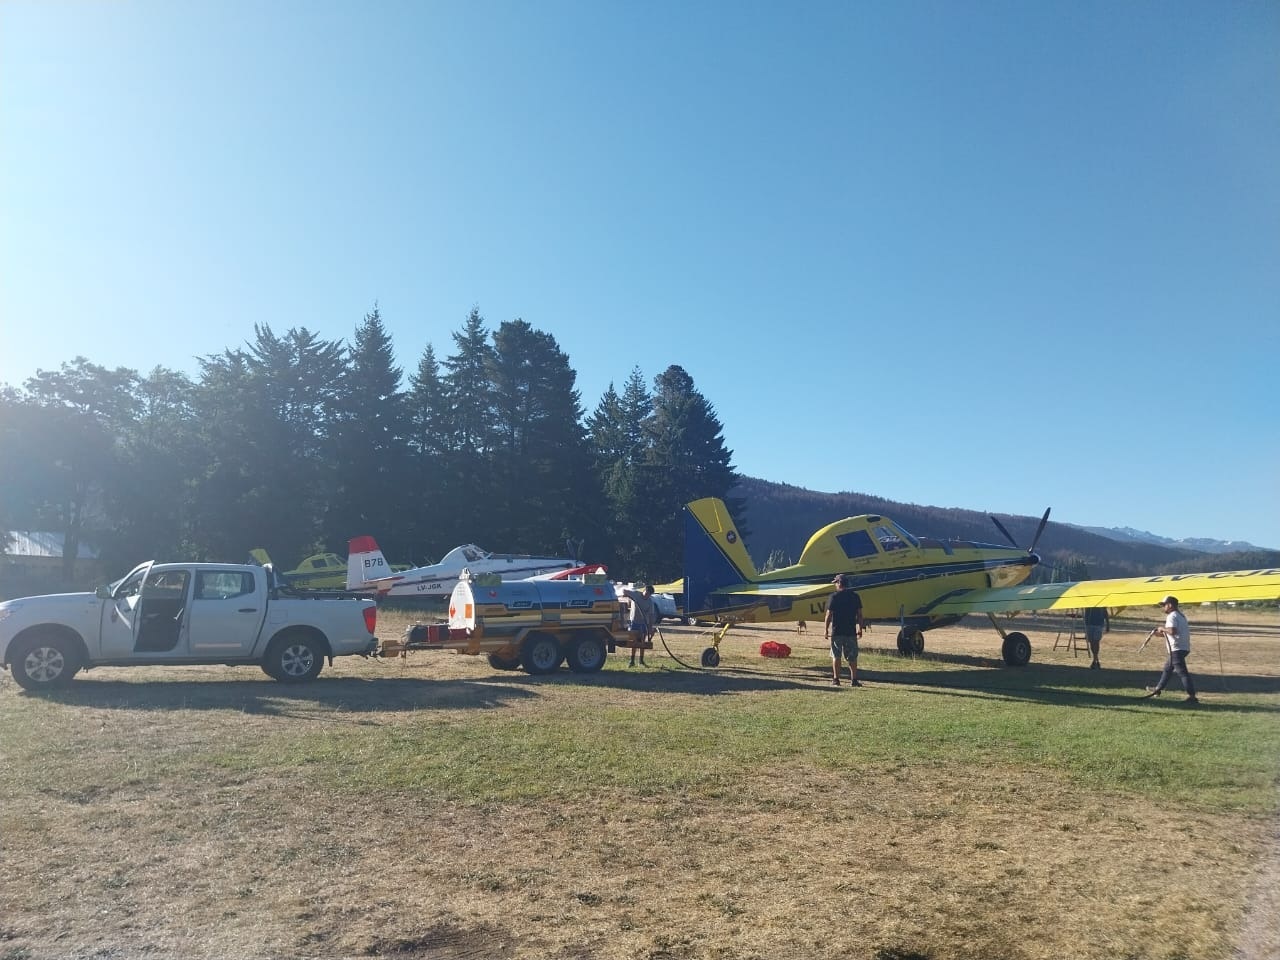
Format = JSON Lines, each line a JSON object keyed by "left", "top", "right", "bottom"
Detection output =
{"left": 0, "top": 306, "right": 739, "bottom": 586}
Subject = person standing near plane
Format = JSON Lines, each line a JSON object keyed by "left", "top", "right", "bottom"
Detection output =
{"left": 622, "top": 583, "right": 657, "bottom": 667}
{"left": 1083, "top": 606, "right": 1109, "bottom": 669}
{"left": 1141, "top": 595, "right": 1199, "bottom": 705}
{"left": 824, "top": 574, "right": 865, "bottom": 686}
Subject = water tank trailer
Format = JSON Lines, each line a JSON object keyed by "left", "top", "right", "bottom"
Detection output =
{"left": 383, "top": 571, "right": 640, "bottom": 674}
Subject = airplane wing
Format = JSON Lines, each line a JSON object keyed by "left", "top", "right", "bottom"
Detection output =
{"left": 923, "top": 568, "right": 1280, "bottom": 616}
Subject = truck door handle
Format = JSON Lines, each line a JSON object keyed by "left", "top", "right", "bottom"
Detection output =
{"left": 238, "top": 608, "right": 258, "bottom": 613}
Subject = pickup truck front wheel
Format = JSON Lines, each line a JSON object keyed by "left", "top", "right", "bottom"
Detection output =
{"left": 262, "top": 631, "right": 324, "bottom": 682}
{"left": 10, "top": 632, "right": 82, "bottom": 690}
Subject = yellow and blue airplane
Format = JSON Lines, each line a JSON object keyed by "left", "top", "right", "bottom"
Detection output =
{"left": 682, "top": 497, "right": 1280, "bottom": 667}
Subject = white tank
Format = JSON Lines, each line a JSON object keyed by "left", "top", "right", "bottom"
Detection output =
{"left": 449, "top": 574, "right": 620, "bottom": 637}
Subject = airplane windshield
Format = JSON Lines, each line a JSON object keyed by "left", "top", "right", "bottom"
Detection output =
{"left": 874, "top": 523, "right": 918, "bottom": 552}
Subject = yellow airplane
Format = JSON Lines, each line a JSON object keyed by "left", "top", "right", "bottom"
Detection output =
{"left": 249, "top": 549, "right": 408, "bottom": 590}
{"left": 682, "top": 497, "right": 1280, "bottom": 668}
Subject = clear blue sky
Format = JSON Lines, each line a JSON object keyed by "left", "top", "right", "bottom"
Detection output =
{"left": 2, "top": 1, "right": 1277, "bottom": 548}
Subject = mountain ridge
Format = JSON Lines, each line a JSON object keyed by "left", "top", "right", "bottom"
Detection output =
{"left": 1068, "top": 524, "right": 1271, "bottom": 554}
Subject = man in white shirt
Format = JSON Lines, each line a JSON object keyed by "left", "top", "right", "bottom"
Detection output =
{"left": 1140, "top": 595, "right": 1199, "bottom": 705}
{"left": 622, "top": 583, "right": 657, "bottom": 667}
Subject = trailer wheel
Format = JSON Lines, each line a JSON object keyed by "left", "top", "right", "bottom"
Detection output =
{"left": 487, "top": 651, "right": 522, "bottom": 671}
{"left": 521, "top": 632, "right": 564, "bottom": 675}
{"left": 566, "top": 633, "right": 607, "bottom": 673}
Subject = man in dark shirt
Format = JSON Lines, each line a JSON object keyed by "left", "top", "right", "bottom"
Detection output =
{"left": 1082, "top": 606, "right": 1109, "bottom": 670}
{"left": 824, "top": 574, "right": 865, "bottom": 686}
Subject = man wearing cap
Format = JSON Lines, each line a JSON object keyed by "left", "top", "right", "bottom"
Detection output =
{"left": 1141, "top": 595, "right": 1199, "bottom": 705}
{"left": 824, "top": 574, "right": 865, "bottom": 687}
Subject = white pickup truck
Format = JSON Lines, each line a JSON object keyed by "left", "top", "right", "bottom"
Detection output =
{"left": 0, "top": 561, "right": 378, "bottom": 690}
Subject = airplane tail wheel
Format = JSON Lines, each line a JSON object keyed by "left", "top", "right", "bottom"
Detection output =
{"left": 700, "top": 647, "right": 720, "bottom": 668}
{"left": 896, "top": 627, "right": 924, "bottom": 656}
{"left": 1002, "top": 632, "right": 1032, "bottom": 666}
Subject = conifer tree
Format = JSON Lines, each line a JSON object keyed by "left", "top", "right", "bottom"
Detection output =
{"left": 487, "top": 319, "right": 602, "bottom": 553}
{"left": 190, "top": 325, "right": 346, "bottom": 562}
{"left": 328, "top": 305, "right": 413, "bottom": 559}
{"left": 634, "top": 364, "right": 738, "bottom": 581}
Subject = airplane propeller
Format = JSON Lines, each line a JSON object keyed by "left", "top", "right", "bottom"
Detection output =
{"left": 991, "top": 507, "right": 1051, "bottom": 554}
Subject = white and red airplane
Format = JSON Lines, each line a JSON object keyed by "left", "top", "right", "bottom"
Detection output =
{"left": 346, "top": 536, "right": 599, "bottom": 599}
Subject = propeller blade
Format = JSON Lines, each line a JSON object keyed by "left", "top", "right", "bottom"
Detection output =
{"left": 990, "top": 515, "right": 1019, "bottom": 549}
{"left": 1027, "top": 507, "right": 1051, "bottom": 554}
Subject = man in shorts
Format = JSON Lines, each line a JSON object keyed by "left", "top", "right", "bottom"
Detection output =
{"left": 1083, "top": 605, "right": 1109, "bottom": 669}
{"left": 824, "top": 574, "right": 865, "bottom": 686}
{"left": 622, "top": 583, "right": 657, "bottom": 667}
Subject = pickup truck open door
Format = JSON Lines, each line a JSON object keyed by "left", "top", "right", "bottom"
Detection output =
{"left": 98, "top": 561, "right": 154, "bottom": 658}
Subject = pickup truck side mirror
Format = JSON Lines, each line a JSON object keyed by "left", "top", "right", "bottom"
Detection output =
{"left": 94, "top": 585, "right": 114, "bottom": 599}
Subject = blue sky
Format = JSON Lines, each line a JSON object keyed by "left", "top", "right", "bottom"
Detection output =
{"left": 2, "top": 1, "right": 1277, "bottom": 548}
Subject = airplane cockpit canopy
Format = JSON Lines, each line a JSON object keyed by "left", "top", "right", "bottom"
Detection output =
{"left": 834, "top": 519, "right": 920, "bottom": 560}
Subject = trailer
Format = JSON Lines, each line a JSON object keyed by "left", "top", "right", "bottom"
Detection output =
{"left": 380, "top": 571, "right": 649, "bottom": 674}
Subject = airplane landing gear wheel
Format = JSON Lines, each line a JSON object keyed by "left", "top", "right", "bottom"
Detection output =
{"left": 896, "top": 627, "right": 925, "bottom": 656}
{"left": 1002, "top": 631, "right": 1032, "bottom": 666}
{"left": 700, "top": 647, "right": 720, "bottom": 668}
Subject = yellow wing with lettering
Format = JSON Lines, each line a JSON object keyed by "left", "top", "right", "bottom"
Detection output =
{"left": 924, "top": 568, "right": 1280, "bottom": 616}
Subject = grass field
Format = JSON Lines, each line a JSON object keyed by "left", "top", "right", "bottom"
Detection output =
{"left": 2, "top": 607, "right": 1278, "bottom": 960}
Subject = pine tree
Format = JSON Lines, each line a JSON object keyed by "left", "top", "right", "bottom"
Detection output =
{"left": 487, "top": 319, "right": 602, "bottom": 553}
{"left": 327, "top": 305, "right": 413, "bottom": 559}
{"left": 634, "top": 364, "right": 738, "bottom": 581}
{"left": 587, "top": 367, "right": 653, "bottom": 575}
{"left": 190, "top": 325, "right": 346, "bottom": 562}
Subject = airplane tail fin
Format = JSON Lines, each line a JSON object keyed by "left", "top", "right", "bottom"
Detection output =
{"left": 249, "top": 548, "right": 272, "bottom": 566}
{"left": 347, "top": 535, "right": 391, "bottom": 589}
{"left": 683, "top": 497, "right": 758, "bottom": 615}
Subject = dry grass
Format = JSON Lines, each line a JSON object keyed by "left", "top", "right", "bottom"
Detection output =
{"left": 2, "top": 607, "right": 1278, "bottom": 960}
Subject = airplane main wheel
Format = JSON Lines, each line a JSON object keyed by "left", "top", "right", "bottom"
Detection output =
{"left": 896, "top": 627, "right": 925, "bottom": 656}
{"left": 700, "top": 647, "right": 720, "bottom": 668}
{"left": 521, "top": 632, "right": 564, "bottom": 675}
{"left": 1002, "top": 632, "right": 1032, "bottom": 667}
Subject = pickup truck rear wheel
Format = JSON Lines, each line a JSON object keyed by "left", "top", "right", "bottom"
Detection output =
{"left": 263, "top": 631, "right": 324, "bottom": 682}
{"left": 10, "top": 633, "right": 82, "bottom": 690}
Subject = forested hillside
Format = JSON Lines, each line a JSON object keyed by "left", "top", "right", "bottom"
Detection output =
{"left": 730, "top": 477, "right": 1280, "bottom": 579}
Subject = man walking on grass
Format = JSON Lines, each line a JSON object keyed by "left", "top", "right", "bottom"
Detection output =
{"left": 824, "top": 574, "right": 864, "bottom": 687}
{"left": 1141, "top": 595, "right": 1199, "bottom": 705}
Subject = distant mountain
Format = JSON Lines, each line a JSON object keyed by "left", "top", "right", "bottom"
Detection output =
{"left": 730, "top": 477, "right": 1280, "bottom": 579}
{"left": 1070, "top": 525, "right": 1273, "bottom": 555}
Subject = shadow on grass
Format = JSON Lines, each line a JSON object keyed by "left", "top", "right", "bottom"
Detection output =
{"left": 23, "top": 675, "right": 540, "bottom": 716}
{"left": 14, "top": 646, "right": 1279, "bottom": 716}
{"left": 658, "top": 644, "right": 1280, "bottom": 713}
